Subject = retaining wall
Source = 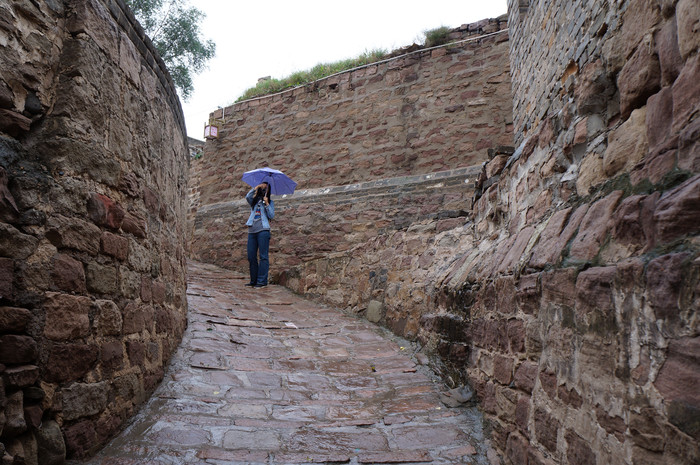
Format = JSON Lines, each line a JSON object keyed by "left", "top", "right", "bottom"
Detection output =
{"left": 192, "top": 17, "right": 512, "bottom": 208}
{"left": 0, "top": 0, "right": 189, "bottom": 461}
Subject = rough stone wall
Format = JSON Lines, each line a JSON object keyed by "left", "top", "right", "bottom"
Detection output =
{"left": 0, "top": 0, "right": 189, "bottom": 462}
{"left": 194, "top": 17, "right": 512, "bottom": 207}
{"left": 193, "top": 165, "right": 482, "bottom": 283}
{"left": 419, "top": 0, "right": 699, "bottom": 463}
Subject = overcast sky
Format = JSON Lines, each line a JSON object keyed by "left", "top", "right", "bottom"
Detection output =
{"left": 181, "top": 0, "right": 509, "bottom": 139}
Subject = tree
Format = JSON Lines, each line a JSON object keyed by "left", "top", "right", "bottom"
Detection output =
{"left": 125, "top": 0, "right": 216, "bottom": 100}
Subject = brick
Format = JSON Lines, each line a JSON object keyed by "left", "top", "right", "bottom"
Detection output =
{"left": 534, "top": 408, "right": 559, "bottom": 452}
{"left": 46, "top": 215, "right": 101, "bottom": 255}
{"left": 514, "top": 361, "right": 538, "bottom": 393}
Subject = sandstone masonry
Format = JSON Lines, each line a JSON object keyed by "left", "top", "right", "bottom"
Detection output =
{"left": 0, "top": 0, "right": 189, "bottom": 462}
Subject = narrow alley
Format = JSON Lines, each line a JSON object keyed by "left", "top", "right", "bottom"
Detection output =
{"left": 74, "top": 261, "right": 492, "bottom": 465}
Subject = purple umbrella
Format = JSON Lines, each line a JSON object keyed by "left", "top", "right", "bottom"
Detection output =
{"left": 242, "top": 167, "right": 297, "bottom": 195}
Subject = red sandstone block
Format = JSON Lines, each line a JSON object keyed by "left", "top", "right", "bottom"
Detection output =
{"left": 514, "top": 361, "right": 538, "bottom": 393}
{"left": 87, "top": 193, "right": 125, "bottom": 229}
{"left": 566, "top": 429, "right": 596, "bottom": 465}
{"left": 653, "top": 175, "right": 700, "bottom": 244}
{"left": 45, "top": 343, "right": 98, "bottom": 383}
{"left": 569, "top": 191, "right": 623, "bottom": 262}
{"left": 534, "top": 408, "right": 559, "bottom": 452}
{"left": 52, "top": 253, "right": 86, "bottom": 293}
{"left": 646, "top": 253, "right": 691, "bottom": 321}
{"left": 101, "top": 231, "right": 128, "bottom": 261}
{"left": 575, "top": 266, "right": 617, "bottom": 335}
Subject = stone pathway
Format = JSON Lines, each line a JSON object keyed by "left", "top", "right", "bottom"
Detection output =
{"left": 75, "top": 261, "right": 493, "bottom": 464}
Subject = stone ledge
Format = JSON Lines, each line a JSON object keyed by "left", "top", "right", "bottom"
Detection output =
{"left": 197, "top": 166, "right": 481, "bottom": 217}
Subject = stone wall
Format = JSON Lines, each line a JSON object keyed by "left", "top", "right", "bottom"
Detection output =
{"left": 193, "top": 17, "right": 512, "bottom": 207}
{"left": 0, "top": 0, "right": 189, "bottom": 462}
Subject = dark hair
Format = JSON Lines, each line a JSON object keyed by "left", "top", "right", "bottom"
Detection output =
{"left": 252, "top": 182, "right": 270, "bottom": 208}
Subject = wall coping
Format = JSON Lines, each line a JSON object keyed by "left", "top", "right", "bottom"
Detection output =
{"left": 197, "top": 165, "right": 482, "bottom": 215}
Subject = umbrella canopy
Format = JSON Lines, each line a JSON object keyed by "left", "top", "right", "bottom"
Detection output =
{"left": 242, "top": 167, "right": 297, "bottom": 195}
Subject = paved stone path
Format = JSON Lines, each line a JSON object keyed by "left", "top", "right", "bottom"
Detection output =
{"left": 77, "top": 261, "right": 493, "bottom": 464}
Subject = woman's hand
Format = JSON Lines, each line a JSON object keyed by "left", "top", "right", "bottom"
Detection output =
{"left": 263, "top": 196, "right": 270, "bottom": 206}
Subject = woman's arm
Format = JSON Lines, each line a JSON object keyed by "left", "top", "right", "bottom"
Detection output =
{"left": 245, "top": 189, "right": 256, "bottom": 206}
{"left": 264, "top": 199, "right": 274, "bottom": 220}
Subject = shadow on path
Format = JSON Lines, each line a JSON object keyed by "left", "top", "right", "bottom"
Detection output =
{"left": 73, "top": 261, "right": 493, "bottom": 464}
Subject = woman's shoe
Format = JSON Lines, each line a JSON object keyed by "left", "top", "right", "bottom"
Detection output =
{"left": 254, "top": 284, "right": 267, "bottom": 288}
{"left": 244, "top": 283, "right": 255, "bottom": 287}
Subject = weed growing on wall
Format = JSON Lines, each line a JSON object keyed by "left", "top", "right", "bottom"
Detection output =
{"left": 235, "top": 49, "right": 388, "bottom": 102}
{"left": 423, "top": 26, "right": 452, "bottom": 47}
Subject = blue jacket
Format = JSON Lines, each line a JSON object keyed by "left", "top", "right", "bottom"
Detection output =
{"left": 245, "top": 189, "right": 274, "bottom": 229}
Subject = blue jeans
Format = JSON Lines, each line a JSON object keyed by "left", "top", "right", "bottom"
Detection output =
{"left": 247, "top": 230, "right": 270, "bottom": 286}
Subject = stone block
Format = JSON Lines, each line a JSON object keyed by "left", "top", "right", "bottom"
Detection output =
{"left": 121, "top": 212, "right": 146, "bottom": 238}
{"left": 366, "top": 300, "right": 383, "bottom": 323}
{"left": 646, "top": 87, "right": 674, "bottom": 153}
{"left": 656, "top": 19, "right": 684, "bottom": 86}
{"left": 0, "top": 306, "right": 32, "bottom": 333}
{"left": 51, "top": 253, "right": 86, "bottom": 293}
{"left": 3, "top": 365, "right": 39, "bottom": 388}
{"left": 4, "top": 390, "right": 26, "bottom": 436}
{"left": 678, "top": 117, "right": 700, "bottom": 172}
{"left": 100, "top": 231, "right": 128, "bottom": 261}
{"left": 61, "top": 381, "right": 109, "bottom": 421}
{"left": 575, "top": 59, "right": 612, "bottom": 114}
{"left": 569, "top": 191, "right": 623, "bottom": 262}
{"left": 95, "top": 299, "right": 122, "bottom": 336}
{"left": 604, "top": 107, "right": 649, "bottom": 177}
{"left": 672, "top": 53, "right": 700, "bottom": 132}
{"left": 653, "top": 175, "right": 700, "bottom": 243}
{"left": 44, "top": 343, "right": 97, "bottom": 383}
{"left": 100, "top": 341, "right": 124, "bottom": 374}
{"left": 122, "top": 302, "right": 146, "bottom": 334}
{"left": 618, "top": 45, "right": 661, "bottom": 119}
{"left": 63, "top": 420, "right": 96, "bottom": 459}
{"left": 151, "top": 281, "right": 166, "bottom": 304}
{"left": 493, "top": 355, "right": 514, "bottom": 385}
{"left": 0, "top": 257, "right": 13, "bottom": 299}
{"left": 46, "top": 215, "right": 101, "bottom": 255}
{"left": 516, "top": 273, "right": 541, "bottom": 315}
{"left": 127, "top": 340, "right": 146, "bottom": 367}
{"left": 566, "top": 429, "right": 596, "bottom": 465}
{"left": 24, "top": 403, "right": 43, "bottom": 428}
{"left": 529, "top": 208, "right": 572, "bottom": 268}
{"left": 603, "top": 0, "right": 662, "bottom": 73}
{"left": 43, "top": 292, "right": 91, "bottom": 341}
{"left": 677, "top": 0, "right": 700, "bottom": 59}
{"left": 86, "top": 261, "right": 118, "bottom": 294}
{"left": 514, "top": 361, "right": 538, "bottom": 393}
{"left": 647, "top": 253, "right": 691, "bottom": 322}
{"left": 558, "top": 385, "right": 583, "bottom": 408}
{"left": 0, "top": 335, "right": 37, "bottom": 364}
{"left": 534, "top": 408, "right": 559, "bottom": 452}
{"left": 576, "top": 152, "right": 604, "bottom": 196}
{"left": 515, "top": 395, "right": 530, "bottom": 433}
{"left": 0, "top": 223, "right": 38, "bottom": 259}
{"left": 154, "top": 306, "right": 174, "bottom": 334}
{"left": 575, "top": 267, "right": 618, "bottom": 336}
{"left": 595, "top": 406, "right": 626, "bottom": 442}
{"left": 0, "top": 109, "right": 31, "bottom": 138}
{"left": 612, "top": 193, "right": 658, "bottom": 252}
{"left": 87, "top": 193, "right": 124, "bottom": 229}
{"left": 506, "top": 432, "right": 530, "bottom": 465}
{"left": 36, "top": 420, "right": 66, "bottom": 465}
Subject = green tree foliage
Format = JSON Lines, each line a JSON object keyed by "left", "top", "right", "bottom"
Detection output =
{"left": 125, "top": 0, "right": 215, "bottom": 100}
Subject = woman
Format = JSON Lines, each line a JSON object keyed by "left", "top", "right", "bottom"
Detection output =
{"left": 245, "top": 181, "right": 274, "bottom": 287}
